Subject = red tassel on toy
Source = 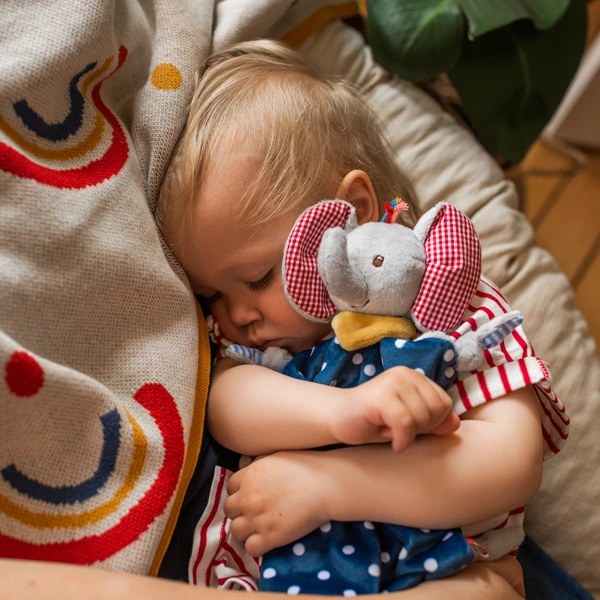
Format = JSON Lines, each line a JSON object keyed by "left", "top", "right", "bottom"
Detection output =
{"left": 382, "top": 197, "right": 409, "bottom": 224}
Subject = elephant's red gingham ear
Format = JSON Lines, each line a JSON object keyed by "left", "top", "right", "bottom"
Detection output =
{"left": 411, "top": 203, "right": 481, "bottom": 333}
{"left": 283, "top": 200, "right": 357, "bottom": 323}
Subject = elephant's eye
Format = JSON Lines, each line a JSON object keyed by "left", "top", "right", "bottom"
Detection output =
{"left": 373, "top": 255, "right": 384, "bottom": 267}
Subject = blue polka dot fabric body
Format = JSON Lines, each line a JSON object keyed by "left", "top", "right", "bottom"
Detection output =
{"left": 259, "top": 336, "right": 474, "bottom": 595}
{"left": 282, "top": 336, "right": 459, "bottom": 389}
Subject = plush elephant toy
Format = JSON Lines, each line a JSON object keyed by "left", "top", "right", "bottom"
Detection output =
{"left": 227, "top": 200, "right": 522, "bottom": 373}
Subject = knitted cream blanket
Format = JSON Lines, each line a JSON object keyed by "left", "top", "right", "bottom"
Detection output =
{"left": 0, "top": 0, "right": 357, "bottom": 575}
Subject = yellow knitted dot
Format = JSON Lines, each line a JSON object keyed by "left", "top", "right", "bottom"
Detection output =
{"left": 151, "top": 63, "right": 182, "bottom": 90}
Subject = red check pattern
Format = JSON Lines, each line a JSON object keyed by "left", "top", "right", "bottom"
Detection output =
{"left": 412, "top": 204, "right": 481, "bottom": 333}
{"left": 283, "top": 201, "right": 354, "bottom": 322}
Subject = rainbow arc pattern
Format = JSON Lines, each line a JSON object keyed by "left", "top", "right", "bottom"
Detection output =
{"left": 0, "top": 46, "right": 129, "bottom": 188}
{"left": 0, "top": 45, "right": 188, "bottom": 564}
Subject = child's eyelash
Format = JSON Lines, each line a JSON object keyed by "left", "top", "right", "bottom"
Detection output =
{"left": 247, "top": 268, "right": 274, "bottom": 292}
{"left": 205, "top": 291, "right": 222, "bottom": 304}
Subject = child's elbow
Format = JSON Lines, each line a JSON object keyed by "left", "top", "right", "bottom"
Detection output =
{"left": 512, "top": 434, "right": 544, "bottom": 506}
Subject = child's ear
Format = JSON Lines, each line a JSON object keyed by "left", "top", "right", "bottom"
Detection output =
{"left": 335, "top": 170, "right": 379, "bottom": 224}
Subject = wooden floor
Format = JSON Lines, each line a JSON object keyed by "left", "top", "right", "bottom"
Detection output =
{"left": 515, "top": 143, "right": 600, "bottom": 346}
{"left": 508, "top": 2, "right": 600, "bottom": 349}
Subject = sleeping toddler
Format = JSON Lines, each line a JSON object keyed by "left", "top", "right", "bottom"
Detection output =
{"left": 157, "top": 39, "right": 565, "bottom": 594}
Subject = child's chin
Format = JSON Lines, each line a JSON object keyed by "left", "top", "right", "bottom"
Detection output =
{"left": 284, "top": 339, "right": 317, "bottom": 355}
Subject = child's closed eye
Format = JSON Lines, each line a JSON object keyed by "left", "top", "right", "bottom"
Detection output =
{"left": 247, "top": 268, "right": 274, "bottom": 292}
{"left": 205, "top": 291, "right": 222, "bottom": 304}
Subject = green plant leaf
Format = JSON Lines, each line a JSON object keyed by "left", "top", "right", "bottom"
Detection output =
{"left": 456, "top": 0, "right": 570, "bottom": 36}
{"left": 367, "top": 0, "right": 466, "bottom": 81}
{"left": 449, "top": 0, "right": 586, "bottom": 162}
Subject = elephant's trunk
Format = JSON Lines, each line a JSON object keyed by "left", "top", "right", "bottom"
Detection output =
{"left": 318, "top": 227, "right": 368, "bottom": 308}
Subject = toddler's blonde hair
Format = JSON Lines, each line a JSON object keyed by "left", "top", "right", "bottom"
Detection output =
{"left": 157, "top": 39, "right": 417, "bottom": 241}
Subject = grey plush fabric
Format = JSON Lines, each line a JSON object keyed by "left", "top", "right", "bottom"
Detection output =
{"left": 319, "top": 221, "right": 426, "bottom": 316}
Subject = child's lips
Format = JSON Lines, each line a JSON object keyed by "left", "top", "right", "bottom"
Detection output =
{"left": 257, "top": 339, "right": 283, "bottom": 351}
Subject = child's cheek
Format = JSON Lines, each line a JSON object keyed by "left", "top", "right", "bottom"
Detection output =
{"left": 209, "top": 302, "right": 243, "bottom": 345}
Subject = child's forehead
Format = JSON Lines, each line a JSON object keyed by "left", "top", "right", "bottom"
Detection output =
{"left": 184, "top": 199, "right": 299, "bottom": 285}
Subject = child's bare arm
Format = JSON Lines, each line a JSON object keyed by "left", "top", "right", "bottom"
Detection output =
{"left": 208, "top": 361, "right": 459, "bottom": 455}
{"left": 225, "top": 386, "right": 542, "bottom": 556}
{"left": 325, "top": 386, "right": 543, "bottom": 525}
{"left": 208, "top": 359, "right": 337, "bottom": 454}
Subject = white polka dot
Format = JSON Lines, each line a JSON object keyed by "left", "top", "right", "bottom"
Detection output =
{"left": 320, "top": 522, "right": 332, "bottom": 533}
{"left": 310, "top": 348, "right": 315, "bottom": 356}
{"left": 363, "top": 520, "right": 375, "bottom": 530}
{"left": 263, "top": 567, "right": 277, "bottom": 579}
{"left": 364, "top": 364, "right": 376, "bottom": 376}
{"left": 287, "top": 586, "right": 301, "bottom": 595}
{"left": 415, "top": 368, "right": 425, "bottom": 375}
{"left": 442, "top": 532, "right": 454, "bottom": 542}
{"left": 444, "top": 349, "right": 455, "bottom": 361}
{"left": 329, "top": 379, "right": 337, "bottom": 386}
{"left": 424, "top": 558, "right": 438, "bottom": 573}
{"left": 445, "top": 367, "right": 455, "bottom": 378}
{"left": 343, "top": 590, "right": 357, "bottom": 597}
{"left": 394, "top": 339, "right": 406, "bottom": 348}
{"left": 352, "top": 353, "right": 363, "bottom": 365}
{"left": 420, "top": 528, "right": 430, "bottom": 533}
{"left": 399, "top": 547, "right": 408, "bottom": 560}
{"left": 368, "top": 564, "right": 381, "bottom": 577}
{"left": 381, "top": 552, "right": 390, "bottom": 563}
{"left": 317, "top": 570, "right": 331, "bottom": 581}
{"left": 334, "top": 337, "right": 340, "bottom": 344}
{"left": 321, "top": 362, "right": 327, "bottom": 371}
{"left": 342, "top": 545, "right": 355, "bottom": 555}
{"left": 292, "top": 543, "right": 305, "bottom": 556}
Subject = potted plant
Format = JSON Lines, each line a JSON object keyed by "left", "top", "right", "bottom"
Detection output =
{"left": 367, "top": 0, "right": 588, "bottom": 163}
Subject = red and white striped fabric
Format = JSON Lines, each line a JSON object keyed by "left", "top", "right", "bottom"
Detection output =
{"left": 206, "top": 314, "right": 229, "bottom": 360}
{"left": 283, "top": 200, "right": 355, "bottom": 322}
{"left": 448, "top": 275, "right": 569, "bottom": 460}
{"left": 412, "top": 203, "right": 482, "bottom": 333}
{"left": 189, "top": 465, "right": 261, "bottom": 590}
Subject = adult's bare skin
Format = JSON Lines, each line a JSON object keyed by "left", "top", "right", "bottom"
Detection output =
{"left": 0, "top": 557, "right": 525, "bottom": 600}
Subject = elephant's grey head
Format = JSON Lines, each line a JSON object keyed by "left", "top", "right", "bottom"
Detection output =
{"left": 317, "top": 221, "right": 426, "bottom": 316}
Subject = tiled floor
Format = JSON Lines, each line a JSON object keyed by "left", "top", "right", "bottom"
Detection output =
{"left": 510, "top": 2, "right": 600, "bottom": 348}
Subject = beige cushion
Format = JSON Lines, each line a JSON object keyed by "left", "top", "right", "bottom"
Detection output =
{"left": 300, "top": 20, "right": 600, "bottom": 598}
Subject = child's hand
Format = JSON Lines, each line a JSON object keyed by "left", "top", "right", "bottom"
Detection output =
{"left": 329, "top": 366, "right": 459, "bottom": 452}
{"left": 224, "top": 450, "right": 332, "bottom": 556}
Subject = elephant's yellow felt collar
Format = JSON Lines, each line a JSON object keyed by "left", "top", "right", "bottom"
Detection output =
{"left": 331, "top": 312, "right": 417, "bottom": 351}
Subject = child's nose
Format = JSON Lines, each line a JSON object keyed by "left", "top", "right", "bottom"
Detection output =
{"left": 228, "top": 297, "right": 262, "bottom": 328}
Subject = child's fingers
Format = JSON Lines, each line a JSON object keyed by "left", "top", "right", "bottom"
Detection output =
{"left": 229, "top": 515, "right": 255, "bottom": 543}
{"left": 470, "top": 556, "right": 525, "bottom": 597}
{"left": 226, "top": 470, "right": 242, "bottom": 495}
{"left": 398, "top": 384, "right": 436, "bottom": 433}
{"left": 409, "top": 378, "right": 453, "bottom": 431}
{"left": 245, "top": 532, "right": 270, "bottom": 557}
{"left": 428, "top": 413, "right": 460, "bottom": 435}
{"left": 223, "top": 493, "right": 243, "bottom": 519}
{"left": 377, "top": 399, "right": 416, "bottom": 452}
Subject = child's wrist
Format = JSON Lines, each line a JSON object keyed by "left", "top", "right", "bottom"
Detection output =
{"left": 324, "top": 388, "right": 352, "bottom": 445}
{"left": 299, "top": 450, "right": 338, "bottom": 524}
